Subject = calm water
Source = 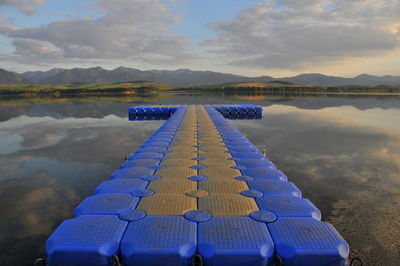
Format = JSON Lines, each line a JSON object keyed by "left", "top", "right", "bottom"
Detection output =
{"left": 0, "top": 94, "right": 399, "bottom": 265}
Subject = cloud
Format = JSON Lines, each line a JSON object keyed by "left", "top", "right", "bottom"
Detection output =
{"left": 0, "top": 16, "right": 13, "bottom": 25}
{"left": 0, "top": 0, "right": 197, "bottom": 66}
{"left": 0, "top": 0, "right": 45, "bottom": 15}
{"left": 205, "top": 0, "right": 400, "bottom": 69}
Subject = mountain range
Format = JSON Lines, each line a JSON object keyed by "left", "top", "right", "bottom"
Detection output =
{"left": 0, "top": 66, "right": 399, "bottom": 87}
{"left": 0, "top": 69, "right": 31, "bottom": 84}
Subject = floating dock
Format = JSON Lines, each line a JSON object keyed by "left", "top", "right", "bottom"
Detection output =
{"left": 46, "top": 105, "right": 349, "bottom": 265}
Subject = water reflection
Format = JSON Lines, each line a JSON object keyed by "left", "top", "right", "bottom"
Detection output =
{"left": 232, "top": 104, "right": 400, "bottom": 265}
{"left": 0, "top": 110, "right": 162, "bottom": 265}
{"left": 0, "top": 94, "right": 399, "bottom": 265}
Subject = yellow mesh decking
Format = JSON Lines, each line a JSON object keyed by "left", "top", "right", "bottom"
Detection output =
{"left": 173, "top": 136, "right": 196, "bottom": 139}
{"left": 198, "top": 140, "right": 224, "bottom": 145}
{"left": 198, "top": 139, "right": 222, "bottom": 143}
{"left": 161, "top": 159, "right": 196, "bottom": 167}
{"left": 199, "top": 166, "right": 240, "bottom": 179}
{"left": 168, "top": 146, "right": 197, "bottom": 152}
{"left": 199, "top": 152, "right": 232, "bottom": 159}
{"left": 155, "top": 167, "right": 197, "bottom": 178}
{"left": 198, "top": 147, "right": 228, "bottom": 152}
{"left": 148, "top": 178, "right": 197, "bottom": 194}
{"left": 137, "top": 193, "right": 196, "bottom": 216}
{"left": 186, "top": 190, "right": 209, "bottom": 198}
{"left": 198, "top": 194, "right": 259, "bottom": 216}
{"left": 198, "top": 179, "right": 248, "bottom": 193}
{"left": 134, "top": 105, "right": 256, "bottom": 217}
{"left": 171, "top": 140, "right": 197, "bottom": 145}
{"left": 165, "top": 152, "right": 198, "bottom": 159}
{"left": 173, "top": 134, "right": 196, "bottom": 137}
{"left": 175, "top": 131, "right": 196, "bottom": 134}
{"left": 200, "top": 158, "right": 235, "bottom": 167}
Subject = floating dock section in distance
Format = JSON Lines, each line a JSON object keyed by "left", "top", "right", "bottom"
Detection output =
{"left": 46, "top": 104, "right": 349, "bottom": 266}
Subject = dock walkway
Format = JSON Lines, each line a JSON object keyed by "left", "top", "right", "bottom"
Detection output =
{"left": 46, "top": 105, "right": 349, "bottom": 265}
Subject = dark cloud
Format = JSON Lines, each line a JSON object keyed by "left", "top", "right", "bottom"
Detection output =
{"left": 205, "top": 0, "right": 400, "bottom": 69}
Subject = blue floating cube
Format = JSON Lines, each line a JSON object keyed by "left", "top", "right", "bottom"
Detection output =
{"left": 153, "top": 107, "right": 162, "bottom": 116}
{"left": 145, "top": 138, "right": 171, "bottom": 143}
{"left": 128, "top": 152, "right": 165, "bottom": 160}
{"left": 256, "top": 195, "right": 321, "bottom": 220}
{"left": 221, "top": 106, "right": 229, "bottom": 114}
{"left": 161, "top": 107, "right": 170, "bottom": 115}
{"left": 228, "top": 147, "right": 259, "bottom": 153}
{"left": 229, "top": 106, "right": 238, "bottom": 114}
{"left": 226, "top": 145, "right": 256, "bottom": 150}
{"left": 149, "top": 137, "right": 174, "bottom": 142}
{"left": 241, "top": 168, "right": 287, "bottom": 181}
{"left": 247, "top": 180, "right": 301, "bottom": 197}
{"left": 110, "top": 167, "right": 155, "bottom": 179}
{"left": 225, "top": 137, "right": 250, "bottom": 142}
{"left": 46, "top": 215, "right": 128, "bottom": 266}
{"left": 121, "top": 216, "right": 196, "bottom": 265}
{"left": 237, "top": 159, "right": 276, "bottom": 169}
{"left": 198, "top": 217, "right": 274, "bottom": 265}
{"left": 75, "top": 193, "right": 139, "bottom": 216}
{"left": 144, "top": 115, "right": 153, "bottom": 120}
{"left": 135, "top": 147, "right": 167, "bottom": 154}
{"left": 144, "top": 107, "right": 154, "bottom": 116}
{"left": 136, "top": 107, "right": 145, "bottom": 115}
{"left": 242, "top": 104, "right": 255, "bottom": 113}
{"left": 120, "top": 159, "right": 161, "bottom": 168}
{"left": 143, "top": 141, "right": 170, "bottom": 148}
{"left": 238, "top": 106, "right": 246, "bottom": 114}
{"left": 94, "top": 179, "right": 148, "bottom": 194}
{"left": 128, "top": 114, "right": 136, "bottom": 121}
{"left": 267, "top": 218, "right": 349, "bottom": 265}
{"left": 128, "top": 107, "right": 136, "bottom": 115}
{"left": 222, "top": 135, "right": 245, "bottom": 139}
{"left": 232, "top": 152, "right": 264, "bottom": 159}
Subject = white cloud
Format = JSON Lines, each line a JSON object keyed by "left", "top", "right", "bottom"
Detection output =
{"left": 0, "top": 0, "right": 45, "bottom": 15}
{"left": 205, "top": 0, "right": 400, "bottom": 70}
{"left": 0, "top": 0, "right": 197, "bottom": 66}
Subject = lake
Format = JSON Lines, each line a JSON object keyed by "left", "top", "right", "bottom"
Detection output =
{"left": 0, "top": 93, "right": 399, "bottom": 265}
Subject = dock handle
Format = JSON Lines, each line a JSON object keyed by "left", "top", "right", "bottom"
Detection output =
{"left": 191, "top": 254, "right": 203, "bottom": 266}
{"left": 350, "top": 257, "right": 363, "bottom": 266}
{"left": 112, "top": 254, "right": 121, "bottom": 266}
{"left": 272, "top": 254, "right": 283, "bottom": 266}
{"left": 33, "top": 258, "right": 46, "bottom": 266}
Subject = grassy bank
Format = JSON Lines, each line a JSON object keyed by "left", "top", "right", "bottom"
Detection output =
{"left": 1, "top": 81, "right": 399, "bottom": 96}
{"left": 177, "top": 82, "right": 400, "bottom": 94}
{"left": 0, "top": 82, "right": 173, "bottom": 96}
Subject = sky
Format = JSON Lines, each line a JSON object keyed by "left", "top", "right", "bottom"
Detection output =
{"left": 0, "top": 0, "right": 399, "bottom": 77}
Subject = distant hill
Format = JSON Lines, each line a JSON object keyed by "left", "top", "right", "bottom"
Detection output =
{"left": 1, "top": 66, "right": 399, "bottom": 87}
{"left": 279, "top": 73, "right": 400, "bottom": 87}
{"left": 0, "top": 69, "right": 31, "bottom": 84}
{"left": 22, "top": 66, "right": 274, "bottom": 87}
{"left": 21, "top": 68, "right": 66, "bottom": 83}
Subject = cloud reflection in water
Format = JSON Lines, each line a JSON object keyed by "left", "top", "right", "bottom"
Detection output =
{"left": 232, "top": 104, "right": 400, "bottom": 265}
